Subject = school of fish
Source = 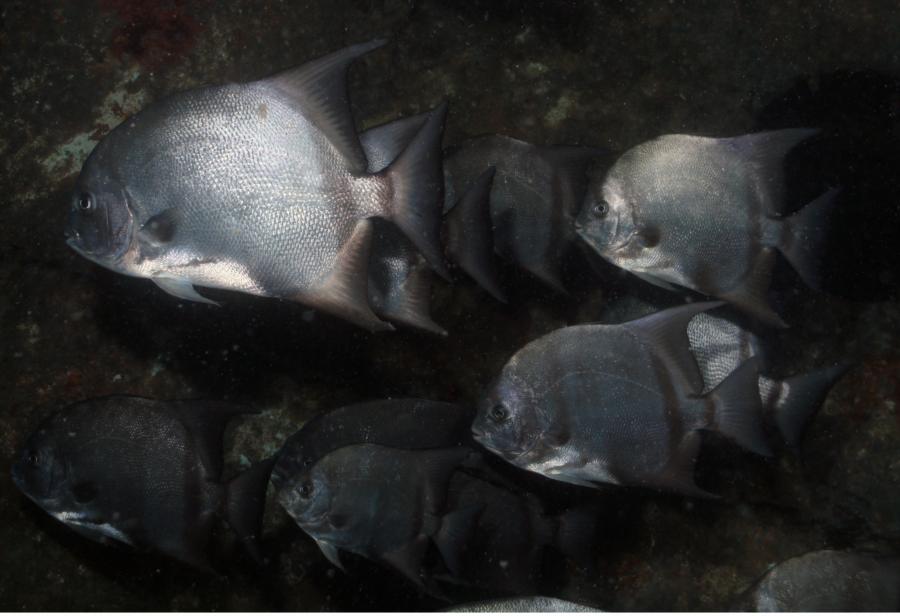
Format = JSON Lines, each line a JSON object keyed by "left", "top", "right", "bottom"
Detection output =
{"left": 13, "top": 39, "right": 885, "bottom": 610}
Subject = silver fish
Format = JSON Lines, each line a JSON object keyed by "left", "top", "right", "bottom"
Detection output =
{"left": 687, "top": 312, "right": 849, "bottom": 446}
{"left": 733, "top": 550, "right": 900, "bottom": 611}
{"left": 448, "top": 596, "right": 598, "bottom": 612}
{"left": 472, "top": 302, "right": 772, "bottom": 496}
{"left": 444, "top": 135, "right": 602, "bottom": 293}
{"left": 575, "top": 130, "right": 838, "bottom": 326}
{"left": 65, "top": 41, "right": 448, "bottom": 331}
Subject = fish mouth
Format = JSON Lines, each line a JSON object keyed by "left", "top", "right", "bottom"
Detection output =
{"left": 298, "top": 510, "right": 329, "bottom": 529}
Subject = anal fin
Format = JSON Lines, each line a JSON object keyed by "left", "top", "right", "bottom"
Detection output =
{"left": 295, "top": 218, "right": 393, "bottom": 332}
{"left": 719, "top": 247, "right": 786, "bottom": 328}
{"left": 654, "top": 431, "right": 718, "bottom": 499}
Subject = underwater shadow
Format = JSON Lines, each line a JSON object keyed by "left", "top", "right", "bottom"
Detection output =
{"left": 89, "top": 268, "right": 377, "bottom": 402}
{"left": 755, "top": 69, "right": 900, "bottom": 302}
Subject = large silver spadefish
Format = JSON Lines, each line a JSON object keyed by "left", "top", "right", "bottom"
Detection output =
{"left": 65, "top": 41, "right": 448, "bottom": 331}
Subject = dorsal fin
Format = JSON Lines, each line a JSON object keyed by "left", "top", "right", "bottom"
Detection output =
{"left": 169, "top": 401, "right": 256, "bottom": 481}
{"left": 262, "top": 40, "right": 387, "bottom": 174}
{"left": 623, "top": 302, "right": 723, "bottom": 397}
{"left": 723, "top": 128, "right": 819, "bottom": 215}
{"left": 360, "top": 112, "right": 430, "bottom": 173}
{"left": 443, "top": 166, "right": 507, "bottom": 302}
{"left": 295, "top": 218, "right": 393, "bottom": 332}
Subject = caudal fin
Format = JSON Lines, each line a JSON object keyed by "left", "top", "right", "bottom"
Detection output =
{"left": 703, "top": 358, "right": 773, "bottom": 457}
{"left": 225, "top": 457, "right": 276, "bottom": 564}
{"left": 382, "top": 103, "right": 450, "bottom": 279}
{"left": 443, "top": 167, "right": 507, "bottom": 302}
{"left": 777, "top": 188, "right": 841, "bottom": 291}
{"left": 767, "top": 363, "right": 851, "bottom": 446}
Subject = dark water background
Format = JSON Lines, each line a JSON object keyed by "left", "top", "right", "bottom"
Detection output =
{"left": 1, "top": 0, "right": 899, "bottom": 610}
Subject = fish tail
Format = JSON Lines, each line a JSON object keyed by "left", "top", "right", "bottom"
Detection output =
{"left": 555, "top": 506, "right": 598, "bottom": 567}
{"left": 443, "top": 166, "right": 507, "bottom": 302}
{"left": 767, "top": 363, "right": 851, "bottom": 447}
{"left": 224, "top": 456, "right": 276, "bottom": 565}
{"left": 701, "top": 357, "right": 773, "bottom": 457}
{"left": 776, "top": 188, "right": 842, "bottom": 291}
{"left": 381, "top": 102, "right": 450, "bottom": 279}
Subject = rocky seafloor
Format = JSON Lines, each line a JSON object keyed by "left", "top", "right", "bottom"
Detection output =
{"left": 1, "top": 0, "right": 899, "bottom": 610}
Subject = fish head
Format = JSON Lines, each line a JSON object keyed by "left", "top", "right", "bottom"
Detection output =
{"left": 65, "top": 150, "right": 135, "bottom": 266}
{"left": 473, "top": 371, "right": 548, "bottom": 464}
{"left": 575, "top": 167, "right": 638, "bottom": 256}
{"left": 279, "top": 469, "right": 335, "bottom": 536}
{"left": 13, "top": 409, "right": 133, "bottom": 545}
{"left": 12, "top": 423, "right": 71, "bottom": 510}
{"left": 12, "top": 415, "right": 109, "bottom": 525}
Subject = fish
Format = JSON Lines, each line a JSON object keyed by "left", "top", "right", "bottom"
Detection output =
{"left": 686, "top": 311, "right": 850, "bottom": 445}
{"left": 279, "top": 442, "right": 481, "bottom": 592}
{"left": 271, "top": 398, "right": 475, "bottom": 494}
{"left": 65, "top": 40, "right": 449, "bottom": 331}
{"left": 358, "top": 115, "right": 501, "bottom": 333}
{"left": 472, "top": 302, "right": 773, "bottom": 496}
{"left": 437, "top": 466, "right": 598, "bottom": 593}
{"left": 732, "top": 550, "right": 900, "bottom": 611}
{"left": 575, "top": 130, "right": 839, "bottom": 326}
{"left": 447, "top": 596, "right": 598, "bottom": 612}
{"left": 11, "top": 396, "right": 273, "bottom": 569}
{"left": 444, "top": 135, "right": 603, "bottom": 293}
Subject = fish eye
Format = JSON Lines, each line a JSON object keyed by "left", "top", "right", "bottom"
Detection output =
{"left": 488, "top": 403, "right": 509, "bottom": 424}
{"left": 77, "top": 193, "right": 94, "bottom": 212}
{"left": 298, "top": 481, "right": 313, "bottom": 499}
{"left": 592, "top": 200, "right": 610, "bottom": 218}
{"left": 25, "top": 450, "right": 40, "bottom": 466}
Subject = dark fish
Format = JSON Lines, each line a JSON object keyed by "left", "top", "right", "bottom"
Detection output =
{"left": 271, "top": 398, "right": 475, "bottom": 493}
{"left": 444, "top": 135, "right": 603, "bottom": 293}
{"left": 575, "top": 130, "right": 838, "bottom": 326}
{"left": 11, "top": 396, "right": 273, "bottom": 568}
{"left": 472, "top": 302, "right": 772, "bottom": 496}
{"left": 687, "top": 312, "right": 849, "bottom": 445}
{"left": 280, "top": 443, "right": 480, "bottom": 591}
{"left": 437, "top": 466, "right": 597, "bottom": 593}
{"left": 360, "top": 116, "right": 503, "bottom": 331}
{"left": 733, "top": 550, "right": 900, "bottom": 611}
{"left": 448, "top": 596, "right": 598, "bottom": 612}
{"left": 65, "top": 41, "right": 448, "bottom": 331}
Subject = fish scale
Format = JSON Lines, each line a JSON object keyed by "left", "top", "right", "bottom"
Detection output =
{"left": 65, "top": 41, "right": 449, "bottom": 331}
{"left": 576, "top": 129, "right": 834, "bottom": 327}
{"left": 473, "top": 303, "right": 773, "bottom": 496}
